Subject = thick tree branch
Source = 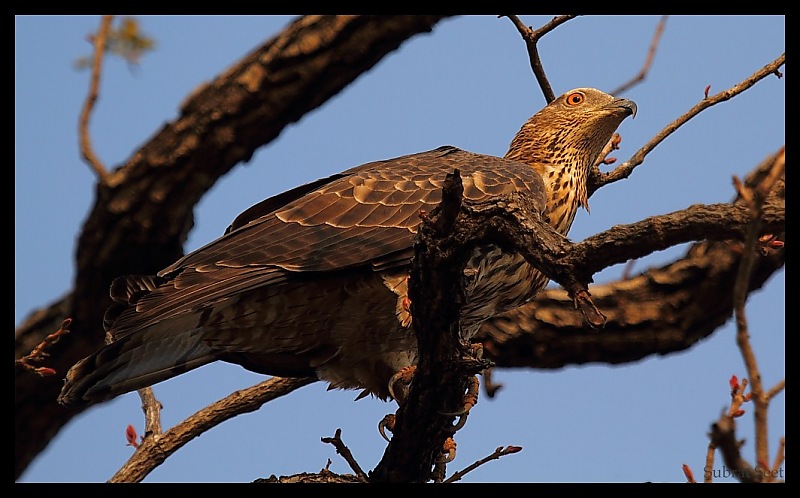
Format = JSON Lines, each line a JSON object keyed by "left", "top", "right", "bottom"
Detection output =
{"left": 369, "top": 151, "right": 784, "bottom": 481}
{"left": 14, "top": 16, "right": 785, "bottom": 482}
{"left": 479, "top": 149, "right": 784, "bottom": 369}
{"left": 371, "top": 171, "right": 492, "bottom": 482}
{"left": 14, "top": 14, "right": 450, "bottom": 480}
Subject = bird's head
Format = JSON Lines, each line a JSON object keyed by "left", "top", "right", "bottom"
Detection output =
{"left": 505, "top": 87, "right": 636, "bottom": 233}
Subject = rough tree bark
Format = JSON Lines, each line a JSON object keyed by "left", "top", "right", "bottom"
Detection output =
{"left": 14, "top": 15, "right": 784, "bottom": 481}
{"left": 14, "top": 15, "right": 449, "bottom": 480}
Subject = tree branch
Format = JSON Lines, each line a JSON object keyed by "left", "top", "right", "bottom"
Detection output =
{"left": 14, "top": 16, "right": 785, "bottom": 482}
{"left": 371, "top": 170, "right": 493, "bottom": 482}
{"left": 589, "top": 52, "right": 785, "bottom": 197}
{"left": 503, "top": 15, "right": 578, "bottom": 103}
{"left": 730, "top": 147, "right": 784, "bottom": 470}
{"left": 79, "top": 15, "right": 112, "bottom": 183}
{"left": 110, "top": 377, "right": 315, "bottom": 482}
{"left": 479, "top": 149, "right": 784, "bottom": 369}
{"left": 610, "top": 16, "right": 668, "bottom": 95}
{"left": 14, "top": 15, "right": 450, "bottom": 480}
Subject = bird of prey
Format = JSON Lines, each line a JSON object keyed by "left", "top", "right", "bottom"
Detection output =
{"left": 58, "top": 88, "right": 636, "bottom": 407}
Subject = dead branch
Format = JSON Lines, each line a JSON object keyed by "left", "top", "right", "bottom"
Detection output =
{"left": 79, "top": 15, "right": 112, "bottom": 183}
{"left": 610, "top": 16, "right": 668, "bottom": 95}
{"left": 321, "top": 429, "right": 369, "bottom": 482}
{"left": 503, "top": 15, "right": 578, "bottom": 103}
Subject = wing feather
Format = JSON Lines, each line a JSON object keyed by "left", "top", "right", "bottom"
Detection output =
{"left": 108, "top": 146, "right": 546, "bottom": 338}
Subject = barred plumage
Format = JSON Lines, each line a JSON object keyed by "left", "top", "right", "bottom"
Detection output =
{"left": 58, "top": 88, "right": 635, "bottom": 407}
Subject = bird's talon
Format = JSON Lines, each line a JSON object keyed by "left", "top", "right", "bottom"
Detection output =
{"left": 388, "top": 365, "right": 416, "bottom": 404}
{"left": 378, "top": 414, "right": 395, "bottom": 442}
{"left": 469, "top": 342, "right": 484, "bottom": 360}
{"left": 440, "top": 437, "right": 457, "bottom": 464}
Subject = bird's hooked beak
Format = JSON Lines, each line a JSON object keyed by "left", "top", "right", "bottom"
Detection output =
{"left": 609, "top": 98, "right": 637, "bottom": 119}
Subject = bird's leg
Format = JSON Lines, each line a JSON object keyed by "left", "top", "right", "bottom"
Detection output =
{"left": 439, "top": 374, "right": 480, "bottom": 428}
{"left": 379, "top": 412, "right": 459, "bottom": 465}
{"left": 378, "top": 366, "right": 414, "bottom": 442}
{"left": 442, "top": 342, "right": 482, "bottom": 415}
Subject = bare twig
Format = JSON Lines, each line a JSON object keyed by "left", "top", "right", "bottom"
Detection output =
{"left": 592, "top": 133, "right": 622, "bottom": 169}
{"left": 321, "top": 428, "right": 369, "bottom": 482}
{"left": 704, "top": 442, "right": 716, "bottom": 483}
{"left": 589, "top": 53, "right": 785, "bottom": 197}
{"left": 610, "top": 16, "right": 668, "bottom": 95}
{"left": 769, "top": 437, "right": 785, "bottom": 482}
{"left": 444, "top": 445, "right": 522, "bottom": 483}
{"left": 682, "top": 463, "right": 696, "bottom": 483}
{"left": 503, "top": 15, "right": 578, "bottom": 103}
{"left": 620, "top": 259, "right": 636, "bottom": 280}
{"left": 730, "top": 150, "right": 785, "bottom": 469}
{"left": 727, "top": 375, "right": 750, "bottom": 419}
{"left": 15, "top": 318, "right": 72, "bottom": 376}
{"left": 765, "top": 379, "right": 785, "bottom": 402}
{"left": 109, "top": 376, "right": 315, "bottom": 482}
{"left": 79, "top": 15, "right": 112, "bottom": 183}
{"left": 137, "top": 387, "right": 163, "bottom": 437}
{"left": 709, "top": 413, "right": 759, "bottom": 483}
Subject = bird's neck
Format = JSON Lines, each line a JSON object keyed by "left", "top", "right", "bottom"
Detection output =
{"left": 504, "top": 144, "right": 588, "bottom": 236}
{"left": 531, "top": 161, "right": 587, "bottom": 235}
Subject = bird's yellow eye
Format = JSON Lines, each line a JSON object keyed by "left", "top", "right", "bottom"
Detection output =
{"left": 565, "top": 92, "right": 585, "bottom": 106}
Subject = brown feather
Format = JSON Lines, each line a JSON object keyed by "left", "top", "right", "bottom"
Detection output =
{"left": 58, "top": 89, "right": 636, "bottom": 407}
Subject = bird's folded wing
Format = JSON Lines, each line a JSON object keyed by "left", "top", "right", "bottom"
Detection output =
{"left": 109, "top": 146, "right": 546, "bottom": 338}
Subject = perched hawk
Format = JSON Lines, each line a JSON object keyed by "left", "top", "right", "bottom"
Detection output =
{"left": 58, "top": 88, "right": 636, "bottom": 407}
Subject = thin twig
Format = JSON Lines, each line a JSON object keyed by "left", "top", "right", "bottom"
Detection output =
{"left": 704, "top": 442, "right": 716, "bottom": 483}
{"left": 444, "top": 445, "right": 522, "bottom": 483}
{"left": 138, "top": 387, "right": 163, "bottom": 437}
{"left": 730, "top": 151, "right": 784, "bottom": 468}
{"left": 682, "top": 463, "right": 696, "bottom": 483}
{"left": 15, "top": 318, "right": 72, "bottom": 376}
{"left": 79, "top": 15, "right": 112, "bottom": 183}
{"left": 320, "top": 428, "right": 369, "bottom": 482}
{"left": 592, "top": 133, "right": 622, "bottom": 169}
{"left": 589, "top": 53, "right": 785, "bottom": 196}
{"left": 709, "top": 413, "right": 759, "bottom": 483}
{"left": 769, "top": 437, "right": 785, "bottom": 482}
{"left": 620, "top": 259, "right": 636, "bottom": 280}
{"left": 109, "top": 376, "right": 316, "bottom": 482}
{"left": 765, "top": 379, "right": 785, "bottom": 402}
{"left": 503, "top": 15, "right": 578, "bottom": 103}
{"left": 610, "top": 16, "right": 668, "bottom": 95}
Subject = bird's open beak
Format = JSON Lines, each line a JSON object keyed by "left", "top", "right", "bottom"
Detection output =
{"left": 610, "top": 98, "right": 637, "bottom": 119}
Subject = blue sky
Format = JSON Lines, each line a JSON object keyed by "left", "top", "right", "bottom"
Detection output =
{"left": 16, "top": 15, "right": 784, "bottom": 483}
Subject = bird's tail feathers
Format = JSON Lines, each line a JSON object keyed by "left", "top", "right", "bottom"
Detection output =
{"left": 57, "top": 326, "right": 216, "bottom": 407}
